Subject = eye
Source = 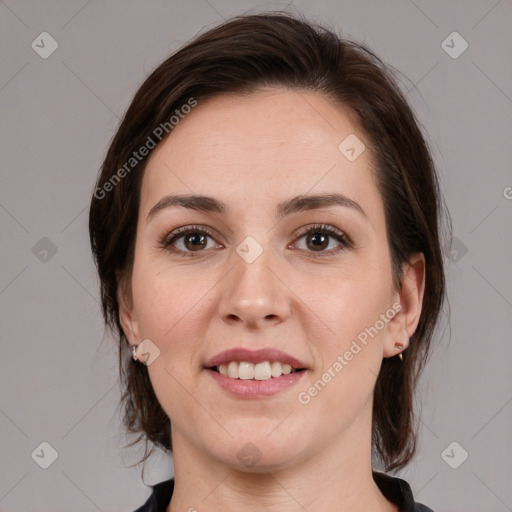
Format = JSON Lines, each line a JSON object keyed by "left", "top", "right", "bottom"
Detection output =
{"left": 292, "top": 223, "right": 352, "bottom": 256}
{"left": 158, "top": 225, "right": 222, "bottom": 257}
{"left": 158, "top": 223, "right": 352, "bottom": 258}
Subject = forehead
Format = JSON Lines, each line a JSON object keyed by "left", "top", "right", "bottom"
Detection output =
{"left": 140, "top": 88, "right": 381, "bottom": 221}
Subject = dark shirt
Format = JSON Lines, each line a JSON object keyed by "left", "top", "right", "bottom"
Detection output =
{"left": 133, "top": 471, "right": 434, "bottom": 511}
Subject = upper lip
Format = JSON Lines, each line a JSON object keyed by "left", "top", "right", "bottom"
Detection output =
{"left": 204, "top": 348, "right": 309, "bottom": 370}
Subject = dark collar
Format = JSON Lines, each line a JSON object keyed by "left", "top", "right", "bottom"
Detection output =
{"left": 134, "top": 471, "right": 434, "bottom": 512}
{"left": 372, "top": 471, "right": 434, "bottom": 511}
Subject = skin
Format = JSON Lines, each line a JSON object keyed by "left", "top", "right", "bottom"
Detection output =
{"left": 119, "top": 87, "right": 425, "bottom": 512}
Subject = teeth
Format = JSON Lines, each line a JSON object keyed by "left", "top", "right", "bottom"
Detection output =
{"left": 239, "top": 362, "right": 255, "bottom": 380}
{"left": 216, "top": 361, "right": 296, "bottom": 380}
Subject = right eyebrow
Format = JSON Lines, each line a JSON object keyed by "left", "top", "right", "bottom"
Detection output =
{"left": 147, "top": 194, "right": 227, "bottom": 223}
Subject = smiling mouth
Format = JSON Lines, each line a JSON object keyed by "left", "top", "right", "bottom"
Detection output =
{"left": 208, "top": 360, "right": 306, "bottom": 381}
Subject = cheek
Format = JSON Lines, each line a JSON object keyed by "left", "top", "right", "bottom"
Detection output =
{"left": 130, "top": 259, "right": 217, "bottom": 384}
{"left": 132, "top": 265, "right": 206, "bottom": 417}
{"left": 131, "top": 258, "right": 199, "bottom": 335}
{"left": 307, "top": 261, "right": 391, "bottom": 342}
{"left": 301, "top": 277, "right": 391, "bottom": 412}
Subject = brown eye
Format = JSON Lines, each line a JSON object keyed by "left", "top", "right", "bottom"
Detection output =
{"left": 305, "top": 232, "right": 330, "bottom": 251}
{"left": 159, "top": 225, "right": 220, "bottom": 257}
{"left": 183, "top": 232, "right": 208, "bottom": 251}
{"left": 293, "top": 224, "right": 351, "bottom": 256}
{"left": 159, "top": 223, "right": 351, "bottom": 258}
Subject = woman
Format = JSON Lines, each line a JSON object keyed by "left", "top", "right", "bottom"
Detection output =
{"left": 89, "top": 11, "right": 450, "bottom": 512}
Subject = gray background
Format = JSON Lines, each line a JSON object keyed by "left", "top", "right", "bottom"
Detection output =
{"left": 1, "top": 1, "right": 511, "bottom": 511}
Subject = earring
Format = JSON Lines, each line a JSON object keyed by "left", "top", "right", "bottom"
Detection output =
{"left": 130, "top": 344, "right": 138, "bottom": 361}
{"left": 394, "top": 342, "right": 404, "bottom": 361}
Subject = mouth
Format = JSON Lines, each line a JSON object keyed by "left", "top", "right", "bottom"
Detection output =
{"left": 205, "top": 362, "right": 307, "bottom": 398}
{"left": 207, "top": 361, "right": 306, "bottom": 381}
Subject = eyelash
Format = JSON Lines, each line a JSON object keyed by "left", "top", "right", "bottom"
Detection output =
{"left": 157, "top": 223, "right": 352, "bottom": 258}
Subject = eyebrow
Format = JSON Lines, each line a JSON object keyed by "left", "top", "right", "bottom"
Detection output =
{"left": 146, "top": 192, "right": 367, "bottom": 223}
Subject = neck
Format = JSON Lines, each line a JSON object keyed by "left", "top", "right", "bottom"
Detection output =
{"left": 166, "top": 406, "right": 397, "bottom": 512}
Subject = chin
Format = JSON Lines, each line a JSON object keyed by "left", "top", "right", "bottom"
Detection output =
{"left": 209, "top": 435, "right": 303, "bottom": 474}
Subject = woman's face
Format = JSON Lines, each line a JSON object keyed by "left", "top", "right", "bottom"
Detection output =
{"left": 120, "top": 87, "right": 423, "bottom": 472}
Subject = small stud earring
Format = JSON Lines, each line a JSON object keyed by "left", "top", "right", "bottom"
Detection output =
{"left": 130, "top": 344, "right": 138, "bottom": 361}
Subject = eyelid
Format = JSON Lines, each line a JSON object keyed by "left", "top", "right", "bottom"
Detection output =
{"left": 158, "top": 224, "right": 221, "bottom": 250}
{"left": 291, "top": 223, "right": 353, "bottom": 254}
{"left": 158, "top": 223, "right": 352, "bottom": 256}
{"left": 293, "top": 223, "right": 348, "bottom": 242}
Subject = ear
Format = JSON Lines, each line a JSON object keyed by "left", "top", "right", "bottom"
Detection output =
{"left": 117, "top": 270, "right": 141, "bottom": 346}
{"left": 383, "top": 253, "right": 426, "bottom": 358}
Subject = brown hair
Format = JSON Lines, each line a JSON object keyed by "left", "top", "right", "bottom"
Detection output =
{"left": 89, "top": 11, "right": 450, "bottom": 473}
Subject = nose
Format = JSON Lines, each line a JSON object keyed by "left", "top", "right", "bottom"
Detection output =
{"left": 217, "top": 243, "right": 291, "bottom": 329}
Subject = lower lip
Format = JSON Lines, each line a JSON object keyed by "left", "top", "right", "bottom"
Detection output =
{"left": 206, "top": 368, "right": 307, "bottom": 398}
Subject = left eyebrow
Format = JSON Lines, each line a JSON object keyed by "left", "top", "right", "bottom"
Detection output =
{"left": 146, "top": 192, "right": 367, "bottom": 223}
{"left": 276, "top": 193, "right": 367, "bottom": 220}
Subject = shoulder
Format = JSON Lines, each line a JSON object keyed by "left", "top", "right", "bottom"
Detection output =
{"left": 373, "top": 471, "right": 435, "bottom": 512}
{"left": 132, "top": 478, "right": 175, "bottom": 512}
